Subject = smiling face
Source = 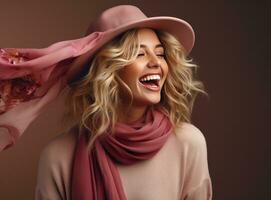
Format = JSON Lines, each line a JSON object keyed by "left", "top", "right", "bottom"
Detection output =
{"left": 118, "top": 28, "right": 169, "bottom": 108}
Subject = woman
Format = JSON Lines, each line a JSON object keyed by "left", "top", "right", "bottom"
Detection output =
{"left": 0, "top": 5, "right": 212, "bottom": 200}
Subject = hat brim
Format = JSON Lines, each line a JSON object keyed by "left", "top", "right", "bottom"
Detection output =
{"left": 67, "top": 16, "right": 195, "bottom": 83}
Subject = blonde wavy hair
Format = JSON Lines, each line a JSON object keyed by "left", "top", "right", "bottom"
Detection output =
{"left": 62, "top": 28, "right": 208, "bottom": 150}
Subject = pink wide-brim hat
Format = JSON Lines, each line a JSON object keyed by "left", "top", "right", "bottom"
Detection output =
{"left": 0, "top": 5, "right": 195, "bottom": 151}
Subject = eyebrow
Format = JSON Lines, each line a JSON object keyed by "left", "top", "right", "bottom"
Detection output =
{"left": 139, "top": 44, "right": 164, "bottom": 50}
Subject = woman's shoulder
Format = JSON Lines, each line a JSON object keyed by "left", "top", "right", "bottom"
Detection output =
{"left": 173, "top": 122, "right": 208, "bottom": 153}
{"left": 36, "top": 125, "right": 80, "bottom": 199}
{"left": 39, "top": 125, "right": 79, "bottom": 167}
{"left": 173, "top": 123, "right": 212, "bottom": 199}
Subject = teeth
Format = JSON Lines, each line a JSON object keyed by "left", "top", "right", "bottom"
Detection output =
{"left": 140, "top": 74, "right": 161, "bottom": 82}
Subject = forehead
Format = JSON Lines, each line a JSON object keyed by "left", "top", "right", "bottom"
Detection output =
{"left": 137, "top": 28, "right": 162, "bottom": 46}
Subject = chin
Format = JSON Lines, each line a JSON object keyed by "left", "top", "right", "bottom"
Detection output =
{"left": 135, "top": 95, "right": 161, "bottom": 106}
{"left": 148, "top": 98, "right": 161, "bottom": 105}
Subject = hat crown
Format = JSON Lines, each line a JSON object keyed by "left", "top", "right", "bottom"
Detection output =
{"left": 86, "top": 5, "right": 147, "bottom": 34}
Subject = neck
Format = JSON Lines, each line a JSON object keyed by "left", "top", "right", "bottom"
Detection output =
{"left": 118, "top": 105, "right": 148, "bottom": 124}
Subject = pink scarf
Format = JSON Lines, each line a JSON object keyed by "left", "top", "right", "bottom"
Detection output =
{"left": 71, "top": 107, "right": 173, "bottom": 199}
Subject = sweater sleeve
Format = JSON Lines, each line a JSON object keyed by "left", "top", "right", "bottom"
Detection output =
{"left": 184, "top": 178, "right": 212, "bottom": 200}
{"left": 35, "top": 142, "right": 65, "bottom": 200}
{"left": 177, "top": 123, "right": 213, "bottom": 200}
{"left": 35, "top": 130, "right": 76, "bottom": 200}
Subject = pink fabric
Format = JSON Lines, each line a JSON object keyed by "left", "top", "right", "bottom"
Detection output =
{"left": 71, "top": 108, "right": 173, "bottom": 200}
{"left": 0, "top": 32, "right": 104, "bottom": 151}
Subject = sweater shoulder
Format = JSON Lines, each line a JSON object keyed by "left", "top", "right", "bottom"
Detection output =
{"left": 36, "top": 126, "right": 79, "bottom": 200}
{"left": 39, "top": 126, "right": 78, "bottom": 168}
{"left": 173, "top": 122, "right": 208, "bottom": 152}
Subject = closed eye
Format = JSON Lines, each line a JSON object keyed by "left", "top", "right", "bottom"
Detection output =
{"left": 137, "top": 53, "right": 145, "bottom": 57}
{"left": 137, "top": 53, "right": 165, "bottom": 58}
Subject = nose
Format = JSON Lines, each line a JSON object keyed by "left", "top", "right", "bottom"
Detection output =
{"left": 147, "top": 52, "right": 161, "bottom": 68}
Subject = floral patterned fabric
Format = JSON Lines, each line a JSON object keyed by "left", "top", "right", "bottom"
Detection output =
{"left": 0, "top": 49, "right": 41, "bottom": 114}
{"left": 0, "top": 31, "right": 104, "bottom": 151}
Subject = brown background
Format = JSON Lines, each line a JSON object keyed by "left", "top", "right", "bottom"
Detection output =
{"left": 0, "top": 0, "right": 269, "bottom": 199}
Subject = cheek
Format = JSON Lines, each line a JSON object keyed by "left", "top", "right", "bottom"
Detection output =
{"left": 118, "top": 69, "right": 131, "bottom": 84}
{"left": 119, "top": 63, "right": 143, "bottom": 83}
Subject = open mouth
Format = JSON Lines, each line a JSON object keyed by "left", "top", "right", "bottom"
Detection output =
{"left": 139, "top": 74, "right": 161, "bottom": 88}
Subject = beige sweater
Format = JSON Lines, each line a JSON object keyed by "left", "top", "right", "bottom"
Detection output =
{"left": 35, "top": 122, "right": 213, "bottom": 200}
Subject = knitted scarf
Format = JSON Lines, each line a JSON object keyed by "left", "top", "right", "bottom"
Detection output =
{"left": 71, "top": 107, "right": 173, "bottom": 199}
